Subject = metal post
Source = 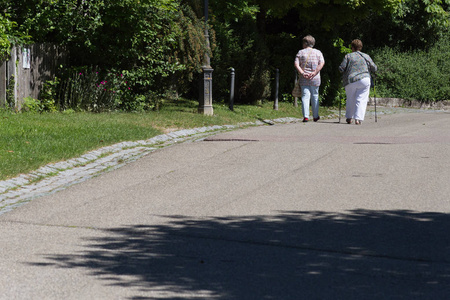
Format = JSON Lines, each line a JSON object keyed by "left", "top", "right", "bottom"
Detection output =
{"left": 204, "top": 0, "right": 209, "bottom": 22}
{"left": 229, "top": 68, "right": 235, "bottom": 111}
{"left": 198, "top": 0, "right": 214, "bottom": 115}
{"left": 273, "top": 68, "right": 279, "bottom": 110}
{"left": 374, "top": 77, "right": 377, "bottom": 122}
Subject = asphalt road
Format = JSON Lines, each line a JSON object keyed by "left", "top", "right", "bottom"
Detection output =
{"left": 1, "top": 110, "right": 449, "bottom": 299}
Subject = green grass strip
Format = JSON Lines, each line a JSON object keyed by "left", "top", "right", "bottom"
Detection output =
{"left": 1, "top": 100, "right": 332, "bottom": 180}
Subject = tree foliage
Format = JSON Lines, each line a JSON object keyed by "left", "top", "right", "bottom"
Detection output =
{"left": 0, "top": 14, "right": 13, "bottom": 61}
{"left": 0, "top": 13, "right": 29, "bottom": 61}
{"left": 373, "top": 30, "right": 450, "bottom": 102}
{"left": 257, "top": 0, "right": 401, "bottom": 29}
{"left": 1, "top": 0, "right": 449, "bottom": 109}
{"left": 345, "top": 0, "right": 450, "bottom": 51}
{"left": 203, "top": 0, "right": 408, "bottom": 104}
{"left": 2, "top": 0, "right": 208, "bottom": 106}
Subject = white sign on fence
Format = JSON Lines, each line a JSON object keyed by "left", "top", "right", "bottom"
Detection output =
{"left": 22, "top": 48, "right": 31, "bottom": 69}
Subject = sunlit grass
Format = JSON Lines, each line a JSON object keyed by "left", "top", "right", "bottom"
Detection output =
{"left": 0, "top": 99, "right": 331, "bottom": 180}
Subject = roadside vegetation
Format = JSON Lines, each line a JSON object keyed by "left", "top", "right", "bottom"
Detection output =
{"left": 1, "top": 0, "right": 448, "bottom": 110}
{"left": 372, "top": 31, "right": 450, "bottom": 102}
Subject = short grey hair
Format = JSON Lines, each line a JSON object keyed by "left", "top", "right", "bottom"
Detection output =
{"left": 302, "top": 35, "right": 315, "bottom": 47}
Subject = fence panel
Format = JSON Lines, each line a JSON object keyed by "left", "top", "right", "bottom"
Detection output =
{"left": 0, "top": 44, "right": 67, "bottom": 110}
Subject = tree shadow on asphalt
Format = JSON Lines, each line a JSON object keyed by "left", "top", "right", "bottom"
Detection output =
{"left": 32, "top": 210, "right": 450, "bottom": 299}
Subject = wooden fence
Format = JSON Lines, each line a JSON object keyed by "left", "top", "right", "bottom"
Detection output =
{"left": 0, "top": 44, "right": 66, "bottom": 110}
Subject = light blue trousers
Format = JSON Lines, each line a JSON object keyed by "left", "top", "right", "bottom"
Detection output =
{"left": 301, "top": 85, "right": 320, "bottom": 119}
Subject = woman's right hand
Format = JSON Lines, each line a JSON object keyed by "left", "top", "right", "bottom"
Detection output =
{"left": 303, "top": 72, "right": 316, "bottom": 79}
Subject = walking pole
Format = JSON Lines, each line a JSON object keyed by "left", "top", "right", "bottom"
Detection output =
{"left": 374, "top": 77, "right": 377, "bottom": 122}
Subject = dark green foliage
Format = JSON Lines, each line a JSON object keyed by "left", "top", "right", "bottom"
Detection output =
{"left": 39, "top": 78, "right": 59, "bottom": 112}
{"left": 5, "top": 75, "right": 15, "bottom": 109}
{"left": 0, "top": 14, "right": 14, "bottom": 61}
{"left": 209, "top": 13, "right": 272, "bottom": 104}
{"left": 3, "top": 0, "right": 207, "bottom": 111}
{"left": 57, "top": 67, "right": 121, "bottom": 112}
{"left": 2, "top": 0, "right": 449, "bottom": 110}
{"left": 345, "top": 0, "right": 449, "bottom": 52}
{"left": 55, "top": 67, "right": 167, "bottom": 112}
{"left": 373, "top": 31, "right": 450, "bottom": 102}
{"left": 0, "top": 12, "right": 30, "bottom": 61}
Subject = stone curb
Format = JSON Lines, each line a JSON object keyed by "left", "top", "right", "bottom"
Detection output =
{"left": 368, "top": 98, "right": 450, "bottom": 110}
{"left": 0, "top": 118, "right": 300, "bottom": 215}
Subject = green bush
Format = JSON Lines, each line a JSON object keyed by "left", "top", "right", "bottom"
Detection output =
{"left": 5, "top": 75, "right": 15, "bottom": 109}
{"left": 9, "top": 1, "right": 206, "bottom": 103}
{"left": 116, "top": 92, "right": 164, "bottom": 112}
{"left": 39, "top": 78, "right": 59, "bottom": 112}
{"left": 57, "top": 67, "right": 122, "bottom": 112}
{"left": 55, "top": 66, "right": 165, "bottom": 112}
{"left": 373, "top": 32, "right": 450, "bottom": 102}
{"left": 22, "top": 97, "right": 41, "bottom": 113}
{"left": 0, "top": 14, "right": 13, "bottom": 61}
{"left": 211, "top": 14, "right": 273, "bottom": 104}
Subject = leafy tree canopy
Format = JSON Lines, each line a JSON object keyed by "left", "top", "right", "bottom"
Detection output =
{"left": 0, "top": 13, "right": 30, "bottom": 61}
{"left": 2, "top": 0, "right": 208, "bottom": 95}
{"left": 256, "top": 0, "right": 402, "bottom": 30}
{"left": 0, "top": 14, "right": 14, "bottom": 61}
{"left": 1, "top": 0, "right": 449, "bottom": 105}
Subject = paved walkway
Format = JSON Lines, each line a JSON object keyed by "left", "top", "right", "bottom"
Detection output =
{"left": 0, "top": 107, "right": 449, "bottom": 299}
{"left": 1, "top": 106, "right": 442, "bottom": 216}
{"left": 0, "top": 120, "right": 299, "bottom": 215}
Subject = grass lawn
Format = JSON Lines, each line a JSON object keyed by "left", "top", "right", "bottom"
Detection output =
{"left": 1, "top": 99, "right": 333, "bottom": 180}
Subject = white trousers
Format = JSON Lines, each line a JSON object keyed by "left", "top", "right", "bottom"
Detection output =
{"left": 345, "top": 77, "right": 371, "bottom": 121}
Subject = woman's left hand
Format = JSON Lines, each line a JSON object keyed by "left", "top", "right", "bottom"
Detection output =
{"left": 304, "top": 72, "right": 316, "bottom": 79}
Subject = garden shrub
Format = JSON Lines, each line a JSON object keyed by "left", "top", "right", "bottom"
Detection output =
{"left": 55, "top": 66, "right": 165, "bottom": 112}
{"left": 39, "top": 78, "right": 59, "bottom": 112}
{"left": 22, "top": 97, "right": 41, "bottom": 113}
{"left": 211, "top": 14, "right": 273, "bottom": 104}
{"left": 373, "top": 31, "right": 450, "bottom": 102}
{"left": 5, "top": 75, "right": 15, "bottom": 109}
{"left": 8, "top": 1, "right": 206, "bottom": 111}
{"left": 57, "top": 67, "right": 122, "bottom": 112}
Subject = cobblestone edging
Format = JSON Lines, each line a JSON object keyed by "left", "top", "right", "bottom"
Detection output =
{"left": 0, "top": 118, "right": 300, "bottom": 215}
{"left": 368, "top": 98, "right": 450, "bottom": 110}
